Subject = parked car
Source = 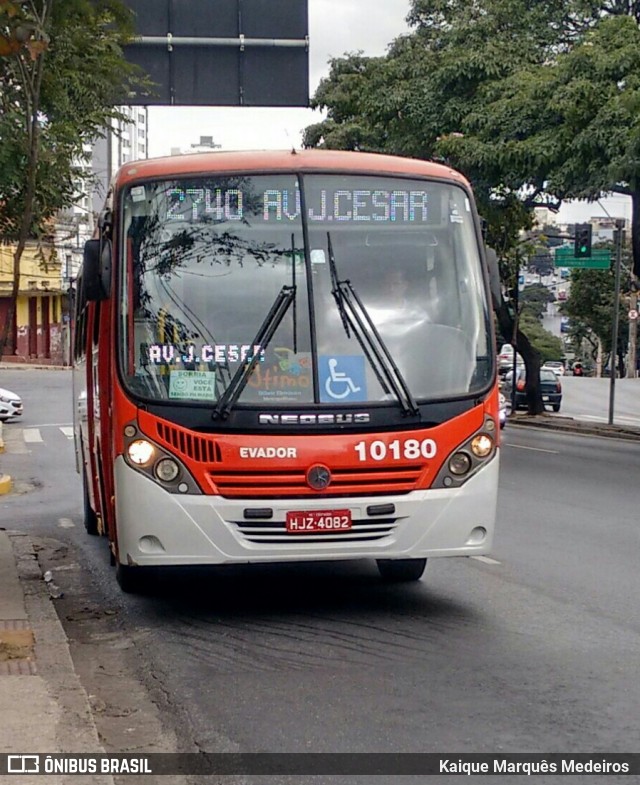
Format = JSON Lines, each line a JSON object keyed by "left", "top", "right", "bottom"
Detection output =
{"left": 499, "top": 392, "right": 508, "bottom": 429}
{"left": 502, "top": 368, "right": 562, "bottom": 412}
{"left": 0, "top": 386, "right": 23, "bottom": 421}
{"left": 542, "top": 361, "right": 565, "bottom": 377}
{"left": 497, "top": 344, "right": 524, "bottom": 377}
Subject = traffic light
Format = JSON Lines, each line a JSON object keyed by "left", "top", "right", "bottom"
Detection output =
{"left": 574, "top": 224, "right": 592, "bottom": 258}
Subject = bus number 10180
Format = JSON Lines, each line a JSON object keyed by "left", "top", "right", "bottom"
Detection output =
{"left": 354, "top": 439, "right": 437, "bottom": 462}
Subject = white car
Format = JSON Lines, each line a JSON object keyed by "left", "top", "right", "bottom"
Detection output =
{"left": 499, "top": 393, "right": 508, "bottom": 429}
{"left": 0, "top": 386, "right": 23, "bottom": 421}
{"left": 542, "top": 362, "right": 565, "bottom": 377}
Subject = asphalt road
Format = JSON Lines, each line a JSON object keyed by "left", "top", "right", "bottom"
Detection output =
{"left": 1, "top": 369, "right": 639, "bottom": 783}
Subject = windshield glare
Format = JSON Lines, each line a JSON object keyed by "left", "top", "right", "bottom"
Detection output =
{"left": 119, "top": 173, "right": 492, "bottom": 407}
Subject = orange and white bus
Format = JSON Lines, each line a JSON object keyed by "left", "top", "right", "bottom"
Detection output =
{"left": 73, "top": 149, "right": 501, "bottom": 592}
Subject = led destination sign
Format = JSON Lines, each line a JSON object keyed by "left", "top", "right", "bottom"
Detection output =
{"left": 165, "top": 187, "right": 435, "bottom": 224}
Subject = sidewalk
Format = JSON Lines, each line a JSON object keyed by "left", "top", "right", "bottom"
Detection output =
{"left": 0, "top": 530, "right": 114, "bottom": 784}
{"left": 507, "top": 412, "right": 640, "bottom": 441}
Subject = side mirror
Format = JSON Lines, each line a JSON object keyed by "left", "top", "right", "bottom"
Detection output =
{"left": 82, "top": 238, "right": 112, "bottom": 301}
{"left": 485, "top": 246, "right": 502, "bottom": 311}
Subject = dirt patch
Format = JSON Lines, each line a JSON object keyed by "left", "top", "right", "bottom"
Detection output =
{"left": 31, "top": 535, "right": 189, "bottom": 775}
{"left": 0, "top": 629, "right": 35, "bottom": 661}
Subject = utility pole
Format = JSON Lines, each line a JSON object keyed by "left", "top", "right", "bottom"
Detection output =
{"left": 608, "top": 219, "right": 624, "bottom": 425}
{"left": 628, "top": 283, "right": 638, "bottom": 379}
{"left": 510, "top": 275, "right": 520, "bottom": 412}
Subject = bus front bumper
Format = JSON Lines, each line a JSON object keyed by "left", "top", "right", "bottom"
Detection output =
{"left": 113, "top": 455, "right": 499, "bottom": 567}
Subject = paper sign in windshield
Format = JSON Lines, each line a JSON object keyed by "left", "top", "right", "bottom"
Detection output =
{"left": 169, "top": 370, "right": 216, "bottom": 400}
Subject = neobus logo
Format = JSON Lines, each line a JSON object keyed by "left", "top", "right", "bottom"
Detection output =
{"left": 258, "top": 413, "right": 371, "bottom": 425}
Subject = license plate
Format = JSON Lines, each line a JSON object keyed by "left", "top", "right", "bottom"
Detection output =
{"left": 542, "top": 396, "right": 550, "bottom": 401}
{"left": 286, "top": 509, "right": 352, "bottom": 533}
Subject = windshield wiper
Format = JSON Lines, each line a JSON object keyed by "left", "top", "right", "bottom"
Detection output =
{"left": 212, "top": 284, "right": 296, "bottom": 420}
{"left": 327, "top": 232, "right": 420, "bottom": 418}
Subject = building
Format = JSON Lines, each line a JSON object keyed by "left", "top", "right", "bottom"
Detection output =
{"left": 170, "top": 135, "right": 221, "bottom": 156}
{"left": 90, "top": 106, "right": 149, "bottom": 215}
{"left": 0, "top": 242, "right": 67, "bottom": 364}
{"left": 0, "top": 108, "right": 148, "bottom": 366}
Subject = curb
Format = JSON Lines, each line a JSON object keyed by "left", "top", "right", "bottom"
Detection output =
{"left": 507, "top": 415, "right": 640, "bottom": 441}
{"left": 0, "top": 422, "right": 11, "bottom": 492}
{"left": 0, "top": 364, "right": 69, "bottom": 371}
{"left": 0, "top": 531, "right": 115, "bottom": 779}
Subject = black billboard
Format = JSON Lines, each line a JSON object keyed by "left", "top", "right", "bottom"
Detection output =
{"left": 124, "top": 0, "right": 309, "bottom": 107}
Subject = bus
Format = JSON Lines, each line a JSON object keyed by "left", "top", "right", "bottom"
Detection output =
{"left": 73, "top": 149, "right": 501, "bottom": 592}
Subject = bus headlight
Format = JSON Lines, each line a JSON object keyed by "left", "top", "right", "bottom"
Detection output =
{"left": 127, "top": 439, "right": 155, "bottom": 466}
{"left": 448, "top": 452, "right": 472, "bottom": 476}
{"left": 471, "top": 434, "right": 494, "bottom": 458}
{"left": 121, "top": 422, "right": 202, "bottom": 494}
{"left": 432, "top": 417, "right": 498, "bottom": 489}
{"left": 155, "top": 458, "right": 180, "bottom": 483}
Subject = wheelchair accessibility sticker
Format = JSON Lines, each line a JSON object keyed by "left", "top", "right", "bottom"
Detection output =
{"left": 319, "top": 356, "right": 367, "bottom": 402}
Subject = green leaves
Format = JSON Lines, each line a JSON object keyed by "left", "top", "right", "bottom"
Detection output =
{"left": 0, "top": 0, "right": 143, "bottom": 243}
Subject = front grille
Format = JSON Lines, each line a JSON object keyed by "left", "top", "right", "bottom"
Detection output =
{"left": 232, "top": 517, "right": 398, "bottom": 544}
{"left": 156, "top": 422, "right": 221, "bottom": 463}
{"left": 208, "top": 465, "right": 423, "bottom": 499}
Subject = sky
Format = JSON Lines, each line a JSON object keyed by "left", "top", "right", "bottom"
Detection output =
{"left": 146, "top": 0, "right": 412, "bottom": 157}
{"left": 145, "top": 0, "right": 631, "bottom": 225}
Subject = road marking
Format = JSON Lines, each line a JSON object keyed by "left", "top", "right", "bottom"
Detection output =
{"left": 471, "top": 555, "right": 501, "bottom": 565}
{"left": 23, "top": 429, "right": 43, "bottom": 443}
{"left": 60, "top": 427, "right": 74, "bottom": 439}
{"left": 57, "top": 518, "right": 75, "bottom": 528}
{"left": 505, "top": 443, "right": 559, "bottom": 454}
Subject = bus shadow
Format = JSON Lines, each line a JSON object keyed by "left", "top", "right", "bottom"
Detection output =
{"left": 132, "top": 560, "right": 476, "bottom": 627}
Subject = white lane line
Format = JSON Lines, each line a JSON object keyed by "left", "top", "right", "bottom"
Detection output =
{"left": 23, "top": 428, "right": 43, "bottom": 443}
{"left": 505, "top": 443, "right": 559, "bottom": 454}
{"left": 60, "top": 427, "right": 74, "bottom": 439}
{"left": 471, "top": 555, "right": 502, "bottom": 565}
{"left": 58, "top": 518, "right": 75, "bottom": 528}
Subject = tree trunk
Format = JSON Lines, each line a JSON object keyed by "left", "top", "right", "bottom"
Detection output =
{"left": 494, "top": 298, "right": 544, "bottom": 415}
{"left": 0, "top": 12, "right": 48, "bottom": 362}
{"left": 631, "top": 188, "right": 640, "bottom": 280}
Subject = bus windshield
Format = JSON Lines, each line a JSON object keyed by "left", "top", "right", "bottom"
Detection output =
{"left": 119, "top": 173, "right": 493, "bottom": 407}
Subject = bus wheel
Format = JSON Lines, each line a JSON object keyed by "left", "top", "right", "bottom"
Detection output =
{"left": 376, "top": 558, "right": 427, "bottom": 583}
{"left": 115, "top": 563, "right": 150, "bottom": 594}
{"left": 82, "top": 469, "right": 99, "bottom": 536}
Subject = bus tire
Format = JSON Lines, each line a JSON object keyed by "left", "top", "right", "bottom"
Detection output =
{"left": 115, "top": 563, "right": 150, "bottom": 594}
{"left": 376, "top": 558, "right": 427, "bottom": 582}
{"left": 82, "top": 469, "right": 99, "bottom": 536}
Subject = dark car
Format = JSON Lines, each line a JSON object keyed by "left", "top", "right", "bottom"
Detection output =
{"left": 502, "top": 368, "right": 562, "bottom": 412}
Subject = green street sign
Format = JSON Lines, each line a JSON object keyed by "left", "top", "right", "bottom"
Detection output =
{"left": 554, "top": 247, "right": 611, "bottom": 269}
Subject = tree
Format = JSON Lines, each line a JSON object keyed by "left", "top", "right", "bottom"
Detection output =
{"left": 438, "top": 12, "right": 640, "bottom": 275}
{"left": 303, "top": 0, "right": 640, "bottom": 413}
{"left": 0, "top": 0, "right": 141, "bottom": 360}
{"left": 518, "top": 310, "right": 564, "bottom": 363}
{"left": 563, "top": 267, "right": 629, "bottom": 373}
{"left": 520, "top": 283, "right": 555, "bottom": 321}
